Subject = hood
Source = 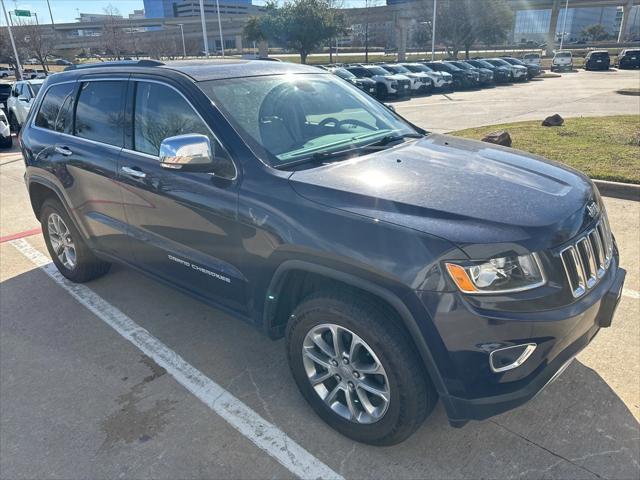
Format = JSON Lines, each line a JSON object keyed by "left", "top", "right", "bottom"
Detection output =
{"left": 288, "top": 134, "right": 598, "bottom": 253}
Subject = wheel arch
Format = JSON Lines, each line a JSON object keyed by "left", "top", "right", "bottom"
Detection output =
{"left": 263, "top": 260, "right": 452, "bottom": 403}
{"left": 28, "top": 177, "right": 88, "bottom": 239}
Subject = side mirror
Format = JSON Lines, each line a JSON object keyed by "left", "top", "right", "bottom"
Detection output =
{"left": 18, "top": 96, "right": 29, "bottom": 102}
{"left": 159, "top": 134, "right": 213, "bottom": 172}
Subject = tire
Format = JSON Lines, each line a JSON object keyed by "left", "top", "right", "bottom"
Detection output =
{"left": 286, "top": 290, "right": 437, "bottom": 446}
{"left": 8, "top": 112, "right": 19, "bottom": 134}
{"left": 0, "top": 135, "right": 11, "bottom": 149}
{"left": 375, "top": 83, "right": 387, "bottom": 100}
{"left": 40, "top": 198, "right": 111, "bottom": 283}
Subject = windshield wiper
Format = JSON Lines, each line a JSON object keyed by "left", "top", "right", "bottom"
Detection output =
{"left": 275, "top": 132, "right": 424, "bottom": 170}
{"left": 363, "top": 132, "right": 423, "bottom": 148}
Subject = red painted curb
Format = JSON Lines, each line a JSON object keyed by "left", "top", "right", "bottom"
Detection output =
{"left": 0, "top": 227, "right": 42, "bottom": 244}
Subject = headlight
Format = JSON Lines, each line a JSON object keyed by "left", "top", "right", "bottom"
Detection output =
{"left": 445, "top": 253, "right": 545, "bottom": 294}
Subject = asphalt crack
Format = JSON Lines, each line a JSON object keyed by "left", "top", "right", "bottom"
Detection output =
{"left": 490, "top": 420, "right": 605, "bottom": 479}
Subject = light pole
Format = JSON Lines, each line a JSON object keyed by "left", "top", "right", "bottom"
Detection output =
{"left": 177, "top": 23, "right": 186, "bottom": 58}
{"left": 199, "top": 0, "right": 209, "bottom": 57}
{"left": 559, "top": 0, "right": 569, "bottom": 50}
{"left": 215, "top": 0, "right": 224, "bottom": 57}
{"left": 1, "top": 0, "right": 23, "bottom": 80}
{"left": 431, "top": 0, "right": 437, "bottom": 61}
{"left": 46, "top": 0, "right": 55, "bottom": 29}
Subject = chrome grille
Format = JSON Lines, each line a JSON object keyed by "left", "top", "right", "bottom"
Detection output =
{"left": 560, "top": 216, "right": 613, "bottom": 298}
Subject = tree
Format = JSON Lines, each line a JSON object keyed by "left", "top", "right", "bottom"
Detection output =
{"left": 581, "top": 24, "right": 609, "bottom": 41}
{"left": 434, "top": 0, "right": 513, "bottom": 59}
{"left": 14, "top": 20, "right": 55, "bottom": 73}
{"left": 101, "top": 5, "right": 126, "bottom": 60}
{"left": 243, "top": 0, "right": 344, "bottom": 64}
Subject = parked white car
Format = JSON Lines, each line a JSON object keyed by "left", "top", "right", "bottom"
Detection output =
{"left": 400, "top": 63, "right": 453, "bottom": 89}
{"left": 6, "top": 79, "right": 44, "bottom": 131}
{"left": 0, "top": 109, "right": 12, "bottom": 148}
{"left": 23, "top": 69, "right": 47, "bottom": 79}
{"left": 0, "top": 68, "right": 14, "bottom": 78}
{"left": 522, "top": 53, "right": 541, "bottom": 66}
{"left": 380, "top": 64, "right": 433, "bottom": 93}
{"left": 551, "top": 51, "right": 573, "bottom": 71}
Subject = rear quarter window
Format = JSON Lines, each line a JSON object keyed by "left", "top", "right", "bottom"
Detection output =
{"left": 35, "top": 83, "right": 76, "bottom": 133}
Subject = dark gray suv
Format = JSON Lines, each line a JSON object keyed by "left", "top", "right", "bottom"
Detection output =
{"left": 19, "top": 60, "right": 626, "bottom": 445}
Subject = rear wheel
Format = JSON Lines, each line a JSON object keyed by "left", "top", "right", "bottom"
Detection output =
{"left": 286, "top": 291, "right": 437, "bottom": 445}
{"left": 40, "top": 198, "right": 111, "bottom": 282}
{"left": 0, "top": 135, "right": 11, "bottom": 149}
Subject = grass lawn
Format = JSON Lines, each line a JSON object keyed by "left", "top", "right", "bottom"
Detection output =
{"left": 452, "top": 116, "right": 640, "bottom": 184}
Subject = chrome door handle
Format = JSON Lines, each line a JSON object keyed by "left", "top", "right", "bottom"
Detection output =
{"left": 54, "top": 146, "right": 73, "bottom": 156}
{"left": 121, "top": 166, "right": 147, "bottom": 179}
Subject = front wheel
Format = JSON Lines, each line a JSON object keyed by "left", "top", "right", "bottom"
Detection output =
{"left": 286, "top": 291, "right": 437, "bottom": 445}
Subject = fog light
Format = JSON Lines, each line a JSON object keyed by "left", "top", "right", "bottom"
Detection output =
{"left": 489, "top": 343, "right": 537, "bottom": 373}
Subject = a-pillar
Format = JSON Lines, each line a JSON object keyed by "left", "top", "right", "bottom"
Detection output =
{"left": 546, "top": 0, "right": 561, "bottom": 56}
{"left": 396, "top": 18, "right": 410, "bottom": 62}
{"left": 618, "top": 0, "right": 634, "bottom": 43}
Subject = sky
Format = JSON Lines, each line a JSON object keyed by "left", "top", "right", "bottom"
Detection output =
{"left": 0, "top": 0, "right": 369, "bottom": 26}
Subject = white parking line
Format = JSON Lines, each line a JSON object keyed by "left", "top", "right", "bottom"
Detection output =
{"left": 622, "top": 288, "right": 640, "bottom": 300}
{"left": 10, "top": 238, "right": 344, "bottom": 480}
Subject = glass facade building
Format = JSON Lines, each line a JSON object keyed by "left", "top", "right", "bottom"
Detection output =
{"left": 143, "top": 0, "right": 251, "bottom": 19}
{"left": 513, "top": 6, "right": 621, "bottom": 43}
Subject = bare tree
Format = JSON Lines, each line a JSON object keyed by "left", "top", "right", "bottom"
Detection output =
{"left": 14, "top": 20, "right": 55, "bottom": 73}
{"left": 101, "top": 5, "right": 126, "bottom": 60}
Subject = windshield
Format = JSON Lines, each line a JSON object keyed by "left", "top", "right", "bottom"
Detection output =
{"left": 333, "top": 68, "right": 355, "bottom": 80}
{"left": 199, "top": 74, "right": 418, "bottom": 167}
{"left": 556, "top": 52, "right": 572, "bottom": 58}
{"left": 402, "top": 64, "right": 423, "bottom": 73}
{"left": 366, "top": 66, "right": 392, "bottom": 76}
{"left": 488, "top": 58, "right": 511, "bottom": 67}
{"left": 472, "top": 60, "right": 494, "bottom": 69}
{"left": 453, "top": 62, "right": 472, "bottom": 70}
{"left": 384, "top": 65, "right": 410, "bottom": 74}
{"left": 435, "top": 63, "right": 460, "bottom": 72}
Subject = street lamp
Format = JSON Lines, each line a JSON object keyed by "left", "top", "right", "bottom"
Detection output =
{"left": 177, "top": 23, "right": 186, "bottom": 58}
{"left": 199, "top": 0, "right": 209, "bottom": 57}
{"left": 559, "top": 0, "right": 570, "bottom": 50}
{"left": 423, "top": 0, "right": 437, "bottom": 60}
{"left": 0, "top": 0, "right": 23, "bottom": 80}
{"left": 215, "top": 0, "right": 224, "bottom": 57}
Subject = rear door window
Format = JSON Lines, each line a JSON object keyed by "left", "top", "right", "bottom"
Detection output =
{"left": 74, "top": 81, "right": 126, "bottom": 147}
{"left": 35, "top": 82, "right": 76, "bottom": 133}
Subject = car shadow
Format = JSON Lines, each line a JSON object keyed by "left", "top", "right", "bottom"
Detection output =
{"left": 2, "top": 263, "right": 639, "bottom": 479}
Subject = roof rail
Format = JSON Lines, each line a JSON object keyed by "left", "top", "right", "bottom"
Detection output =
{"left": 64, "top": 59, "right": 164, "bottom": 71}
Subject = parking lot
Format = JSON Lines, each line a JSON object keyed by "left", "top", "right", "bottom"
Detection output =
{"left": 1, "top": 70, "right": 639, "bottom": 480}
{"left": 391, "top": 68, "right": 640, "bottom": 132}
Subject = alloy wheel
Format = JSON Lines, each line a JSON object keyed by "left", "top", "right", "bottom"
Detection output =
{"left": 47, "top": 213, "right": 77, "bottom": 270}
{"left": 302, "top": 323, "right": 390, "bottom": 424}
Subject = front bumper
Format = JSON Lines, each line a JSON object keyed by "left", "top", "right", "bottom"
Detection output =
{"left": 415, "top": 256, "right": 626, "bottom": 425}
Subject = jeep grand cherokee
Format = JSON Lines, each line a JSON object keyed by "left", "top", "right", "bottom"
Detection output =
{"left": 20, "top": 60, "right": 626, "bottom": 445}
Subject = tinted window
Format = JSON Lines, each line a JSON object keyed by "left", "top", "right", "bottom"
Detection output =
{"left": 133, "top": 82, "right": 235, "bottom": 178}
{"left": 35, "top": 83, "right": 75, "bottom": 133}
{"left": 75, "top": 81, "right": 126, "bottom": 147}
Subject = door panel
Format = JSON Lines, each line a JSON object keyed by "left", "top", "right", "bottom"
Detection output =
{"left": 62, "top": 79, "right": 129, "bottom": 255}
{"left": 118, "top": 80, "right": 245, "bottom": 312}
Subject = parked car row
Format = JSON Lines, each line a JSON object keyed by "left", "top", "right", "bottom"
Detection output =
{"left": 321, "top": 57, "right": 541, "bottom": 99}
{"left": 550, "top": 49, "right": 640, "bottom": 71}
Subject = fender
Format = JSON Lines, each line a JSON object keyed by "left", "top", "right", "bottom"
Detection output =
{"left": 264, "top": 259, "right": 461, "bottom": 421}
{"left": 27, "top": 174, "right": 91, "bottom": 240}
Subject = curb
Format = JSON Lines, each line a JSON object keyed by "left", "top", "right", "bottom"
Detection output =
{"left": 593, "top": 179, "right": 640, "bottom": 202}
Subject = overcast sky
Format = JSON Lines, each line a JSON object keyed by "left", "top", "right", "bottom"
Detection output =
{"left": 0, "top": 0, "right": 369, "bottom": 25}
